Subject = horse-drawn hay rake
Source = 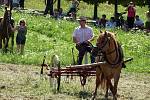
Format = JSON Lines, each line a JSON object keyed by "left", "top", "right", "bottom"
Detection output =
{"left": 40, "top": 54, "right": 133, "bottom": 92}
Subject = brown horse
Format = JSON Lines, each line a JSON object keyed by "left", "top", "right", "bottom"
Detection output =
{"left": 0, "top": 7, "right": 14, "bottom": 52}
{"left": 92, "top": 31, "right": 125, "bottom": 100}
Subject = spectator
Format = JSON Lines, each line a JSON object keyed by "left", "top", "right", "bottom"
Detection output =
{"left": 0, "top": 0, "right": 4, "bottom": 5}
{"left": 44, "top": 0, "right": 54, "bottom": 16}
{"left": 134, "top": 15, "right": 144, "bottom": 29}
{"left": 115, "top": 12, "right": 126, "bottom": 28}
{"left": 72, "top": 16, "right": 95, "bottom": 65}
{"left": 67, "top": 0, "right": 79, "bottom": 16}
{"left": 95, "top": 17, "right": 100, "bottom": 27}
{"left": 13, "top": 19, "right": 27, "bottom": 54}
{"left": 19, "top": 0, "right": 24, "bottom": 9}
{"left": 120, "top": 16, "right": 125, "bottom": 27}
{"left": 106, "top": 17, "right": 116, "bottom": 29}
{"left": 99, "top": 14, "right": 108, "bottom": 28}
{"left": 126, "top": 1, "right": 136, "bottom": 29}
{"left": 53, "top": 8, "right": 59, "bottom": 19}
{"left": 58, "top": 8, "right": 65, "bottom": 19}
{"left": 4, "top": 0, "right": 9, "bottom": 6}
{"left": 144, "top": 11, "right": 150, "bottom": 32}
{"left": 122, "top": 20, "right": 129, "bottom": 31}
{"left": 12, "top": 0, "right": 20, "bottom": 8}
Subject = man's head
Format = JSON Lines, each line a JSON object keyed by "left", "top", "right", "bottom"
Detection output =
{"left": 129, "top": 1, "right": 134, "bottom": 6}
{"left": 102, "top": 14, "right": 106, "bottom": 19}
{"left": 135, "top": 15, "right": 139, "bottom": 20}
{"left": 78, "top": 16, "right": 86, "bottom": 27}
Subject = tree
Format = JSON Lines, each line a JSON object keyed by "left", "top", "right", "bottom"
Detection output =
{"left": 57, "top": 0, "right": 61, "bottom": 10}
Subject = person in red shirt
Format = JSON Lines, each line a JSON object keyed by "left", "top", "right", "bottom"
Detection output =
{"left": 126, "top": 1, "right": 136, "bottom": 29}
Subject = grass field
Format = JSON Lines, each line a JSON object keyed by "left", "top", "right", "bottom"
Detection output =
{"left": 0, "top": 1, "right": 150, "bottom": 100}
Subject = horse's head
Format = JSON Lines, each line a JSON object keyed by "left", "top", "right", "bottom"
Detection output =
{"left": 92, "top": 31, "right": 117, "bottom": 57}
{"left": 2, "top": 7, "right": 12, "bottom": 23}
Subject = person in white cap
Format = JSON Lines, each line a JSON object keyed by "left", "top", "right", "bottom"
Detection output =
{"left": 72, "top": 16, "right": 95, "bottom": 65}
{"left": 126, "top": 1, "right": 136, "bottom": 29}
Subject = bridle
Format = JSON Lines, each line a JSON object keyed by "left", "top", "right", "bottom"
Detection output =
{"left": 94, "top": 33, "right": 121, "bottom": 65}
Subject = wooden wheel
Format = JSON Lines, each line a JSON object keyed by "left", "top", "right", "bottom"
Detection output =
{"left": 49, "top": 55, "right": 61, "bottom": 92}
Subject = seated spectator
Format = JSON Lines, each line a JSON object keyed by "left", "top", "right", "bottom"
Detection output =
{"left": 122, "top": 20, "right": 129, "bottom": 31}
{"left": 134, "top": 15, "right": 144, "bottom": 29}
{"left": 53, "top": 8, "right": 59, "bottom": 19}
{"left": 19, "top": 0, "right": 24, "bottom": 9}
{"left": 95, "top": 17, "right": 100, "bottom": 27}
{"left": 120, "top": 16, "right": 125, "bottom": 27}
{"left": 106, "top": 17, "right": 116, "bottom": 29}
{"left": 144, "top": 21, "right": 150, "bottom": 33}
{"left": 67, "top": 0, "right": 79, "bottom": 16}
{"left": 115, "top": 12, "right": 126, "bottom": 27}
{"left": 99, "top": 14, "right": 108, "bottom": 28}
{"left": 144, "top": 11, "right": 150, "bottom": 33}
{"left": 58, "top": 8, "right": 65, "bottom": 19}
{"left": 0, "top": 0, "right": 4, "bottom": 5}
{"left": 12, "top": 0, "right": 20, "bottom": 8}
{"left": 4, "top": 0, "right": 9, "bottom": 6}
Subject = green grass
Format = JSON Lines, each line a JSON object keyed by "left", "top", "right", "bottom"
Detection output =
{"left": 0, "top": 1, "right": 149, "bottom": 73}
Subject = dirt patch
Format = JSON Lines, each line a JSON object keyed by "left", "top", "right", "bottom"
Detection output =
{"left": 0, "top": 63, "right": 150, "bottom": 100}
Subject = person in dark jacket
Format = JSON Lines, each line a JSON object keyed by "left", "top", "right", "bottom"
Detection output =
{"left": 19, "top": 0, "right": 24, "bottom": 9}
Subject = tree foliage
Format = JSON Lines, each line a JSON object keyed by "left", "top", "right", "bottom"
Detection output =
{"left": 80, "top": 0, "right": 149, "bottom": 7}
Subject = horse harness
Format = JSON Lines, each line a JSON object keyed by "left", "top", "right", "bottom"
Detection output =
{"left": 93, "top": 34, "right": 124, "bottom": 67}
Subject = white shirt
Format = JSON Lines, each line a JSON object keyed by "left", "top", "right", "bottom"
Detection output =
{"left": 73, "top": 26, "right": 94, "bottom": 43}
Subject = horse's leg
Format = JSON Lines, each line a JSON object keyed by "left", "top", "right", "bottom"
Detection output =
{"left": 104, "top": 79, "right": 114, "bottom": 99}
{"left": 109, "top": 80, "right": 114, "bottom": 94}
{"left": 10, "top": 33, "right": 14, "bottom": 52}
{"left": 105, "top": 79, "right": 109, "bottom": 99}
{"left": 113, "top": 73, "right": 120, "bottom": 100}
{"left": 92, "top": 67, "right": 101, "bottom": 100}
{"left": 4, "top": 37, "right": 9, "bottom": 53}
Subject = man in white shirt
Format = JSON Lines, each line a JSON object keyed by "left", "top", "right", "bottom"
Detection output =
{"left": 73, "top": 16, "right": 95, "bottom": 65}
{"left": 134, "top": 15, "right": 144, "bottom": 29}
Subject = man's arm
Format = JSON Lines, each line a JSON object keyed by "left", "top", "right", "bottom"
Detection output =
{"left": 73, "top": 36, "right": 78, "bottom": 44}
